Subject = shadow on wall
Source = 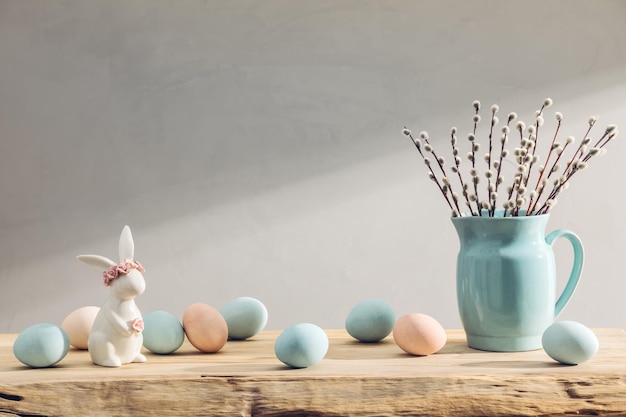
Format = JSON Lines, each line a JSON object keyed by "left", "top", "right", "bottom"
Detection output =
{"left": 1, "top": 0, "right": 626, "bottom": 265}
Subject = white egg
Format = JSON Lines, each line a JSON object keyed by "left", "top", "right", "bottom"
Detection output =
{"left": 542, "top": 321, "right": 599, "bottom": 365}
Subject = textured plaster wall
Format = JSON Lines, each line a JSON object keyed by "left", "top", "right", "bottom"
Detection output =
{"left": 1, "top": 0, "right": 625, "bottom": 333}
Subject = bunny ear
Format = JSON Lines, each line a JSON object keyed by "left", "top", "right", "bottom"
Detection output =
{"left": 119, "top": 225, "right": 134, "bottom": 261}
{"left": 77, "top": 254, "right": 116, "bottom": 269}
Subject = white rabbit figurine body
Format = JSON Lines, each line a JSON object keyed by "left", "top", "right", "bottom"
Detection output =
{"left": 78, "top": 225, "right": 147, "bottom": 367}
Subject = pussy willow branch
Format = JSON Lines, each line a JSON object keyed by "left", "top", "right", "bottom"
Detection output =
{"left": 421, "top": 133, "right": 463, "bottom": 216}
{"left": 534, "top": 128, "right": 616, "bottom": 215}
{"left": 527, "top": 117, "right": 562, "bottom": 214}
{"left": 561, "top": 121, "right": 595, "bottom": 178}
{"left": 531, "top": 135, "right": 574, "bottom": 214}
{"left": 583, "top": 130, "right": 615, "bottom": 161}
{"left": 470, "top": 102, "right": 482, "bottom": 215}
{"left": 404, "top": 99, "right": 617, "bottom": 217}
{"left": 523, "top": 103, "right": 547, "bottom": 189}
{"left": 485, "top": 107, "right": 497, "bottom": 215}
{"left": 450, "top": 129, "right": 476, "bottom": 216}
{"left": 509, "top": 123, "right": 529, "bottom": 217}
{"left": 404, "top": 129, "right": 457, "bottom": 215}
{"left": 490, "top": 114, "right": 514, "bottom": 216}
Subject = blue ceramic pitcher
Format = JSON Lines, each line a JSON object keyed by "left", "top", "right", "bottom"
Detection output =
{"left": 451, "top": 211, "right": 583, "bottom": 352}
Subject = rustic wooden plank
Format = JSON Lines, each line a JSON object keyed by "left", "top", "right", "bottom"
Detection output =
{"left": 1, "top": 329, "right": 625, "bottom": 416}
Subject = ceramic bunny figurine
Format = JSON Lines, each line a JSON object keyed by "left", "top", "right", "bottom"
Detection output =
{"left": 77, "top": 225, "right": 147, "bottom": 367}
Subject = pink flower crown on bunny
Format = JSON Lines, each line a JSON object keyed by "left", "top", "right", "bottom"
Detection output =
{"left": 103, "top": 259, "right": 145, "bottom": 286}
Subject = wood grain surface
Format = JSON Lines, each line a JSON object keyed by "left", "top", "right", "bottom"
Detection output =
{"left": 1, "top": 329, "right": 626, "bottom": 416}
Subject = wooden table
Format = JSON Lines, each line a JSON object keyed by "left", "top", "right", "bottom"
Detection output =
{"left": 1, "top": 329, "right": 626, "bottom": 416}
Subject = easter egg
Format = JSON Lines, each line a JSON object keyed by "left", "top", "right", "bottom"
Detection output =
{"left": 142, "top": 311, "right": 185, "bottom": 354}
{"left": 542, "top": 321, "right": 599, "bottom": 365}
{"left": 345, "top": 299, "right": 395, "bottom": 342}
{"left": 61, "top": 306, "right": 100, "bottom": 349}
{"left": 393, "top": 313, "right": 446, "bottom": 356}
{"left": 182, "top": 303, "right": 228, "bottom": 353}
{"left": 220, "top": 297, "right": 268, "bottom": 340}
{"left": 13, "top": 323, "right": 70, "bottom": 368}
{"left": 274, "top": 323, "right": 329, "bottom": 368}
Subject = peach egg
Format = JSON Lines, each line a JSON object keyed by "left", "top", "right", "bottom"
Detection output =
{"left": 393, "top": 313, "right": 446, "bottom": 356}
{"left": 182, "top": 303, "right": 228, "bottom": 353}
{"left": 61, "top": 306, "right": 100, "bottom": 349}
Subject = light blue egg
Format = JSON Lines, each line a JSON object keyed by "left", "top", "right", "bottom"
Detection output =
{"left": 13, "top": 323, "right": 70, "bottom": 368}
{"left": 220, "top": 297, "right": 268, "bottom": 340}
{"left": 345, "top": 299, "right": 395, "bottom": 342}
{"left": 542, "top": 321, "right": 599, "bottom": 365}
{"left": 274, "top": 323, "right": 328, "bottom": 368}
{"left": 142, "top": 311, "right": 185, "bottom": 354}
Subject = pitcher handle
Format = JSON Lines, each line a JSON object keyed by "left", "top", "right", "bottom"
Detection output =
{"left": 546, "top": 229, "right": 584, "bottom": 317}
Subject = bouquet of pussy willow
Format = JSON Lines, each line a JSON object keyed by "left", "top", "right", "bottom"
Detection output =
{"left": 403, "top": 98, "right": 618, "bottom": 217}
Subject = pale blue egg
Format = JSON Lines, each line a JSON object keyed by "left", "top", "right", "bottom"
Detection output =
{"left": 220, "top": 297, "right": 268, "bottom": 340}
{"left": 345, "top": 299, "right": 395, "bottom": 342}
{"left": 13, "top": 323, "right": 70, "bottom": 368}
{"left": 142, "top": 311, "right": 185, "bottom": 354}
{"left": 542, "top": 321, "right": 599, "bottom": 365}
{"left": 274, "top": 323, "right": 328, "bottom": 368}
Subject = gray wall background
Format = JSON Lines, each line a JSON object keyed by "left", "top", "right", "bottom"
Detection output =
{"left": 1, "top": 0, "right": 625, "bottom": 333}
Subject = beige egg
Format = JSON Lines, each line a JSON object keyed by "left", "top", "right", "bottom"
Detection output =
{"left": 182, "top": 303, "right": 228, "bottom": 353}
{"left": 61, "top": 306, "right": 100, "bottom": 349}
{"left": 393, "top": 313, "right": 447, "bottom": 356}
